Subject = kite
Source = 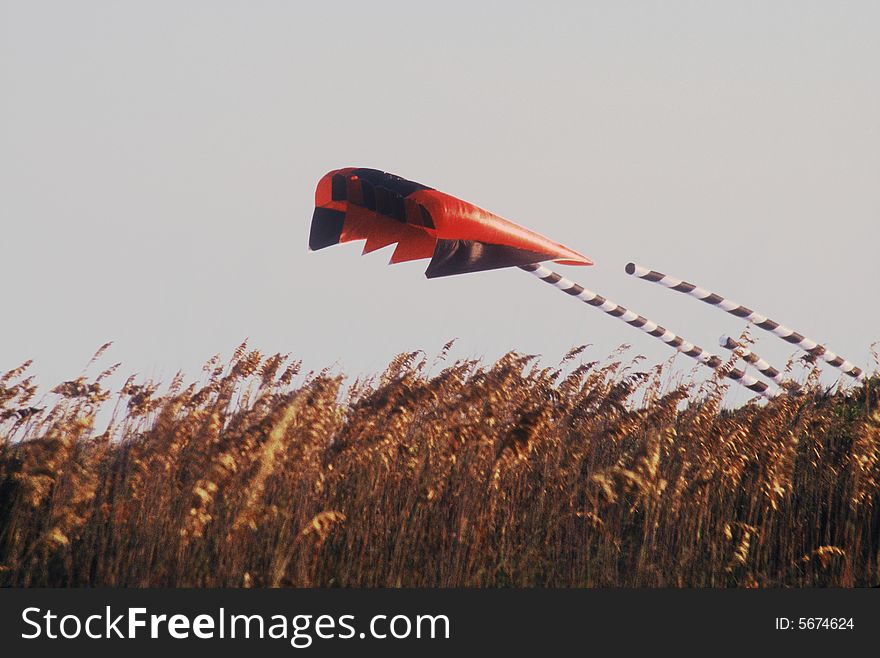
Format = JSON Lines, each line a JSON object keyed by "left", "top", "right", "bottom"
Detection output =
{"left": 309, "top": 167, "right": 592, "bottom": 277}
{"left": 309, "top": 168, "right": 782, "bottom": 398}
{"left": 626, "top": 262, "right": 864, "bottom": 380}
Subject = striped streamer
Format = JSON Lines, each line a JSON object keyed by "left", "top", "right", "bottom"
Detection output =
{"left": 718, "top": 335, "right": 795, "bottom": 389}
{"left": 519, "top": 264, "right": 778, "bottom": 398}
{"left": 625, "top": 263, "right": 864, "bottom": 381}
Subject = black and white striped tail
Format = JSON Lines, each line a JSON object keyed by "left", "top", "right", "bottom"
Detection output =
{"left": 718, "top": 335, "right": 795, "bottom": 390}
{"left": 625, "top": 263, "right": 864, "bottom": 381}
{"left": 519, "top": 264, "right": 778, "bottom": 398}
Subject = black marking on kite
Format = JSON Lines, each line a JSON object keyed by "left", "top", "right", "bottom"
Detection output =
{"left": 426, "top": 240, "right": 551, "bottom": 278}
{"left": 418, "top": 205, "right": 435, "bottom": 229}
{"left": 344, "top": 169, "right": 435, "bottom": 226}
{"left": 331, "top": 174, "right": 347, "bottom": 201}
{"left": 374, "top": 186, "right": 391, "bottom": 216}
{"left": 390, "top": 193, "right": 407, "bottom": 222}
{"left": 350, "top": 168, "right": 432, "bottom": 198}
{"left": 360, "top": 181, "right": 376, "bottom": 211}
{"left": 309, "top": 208, "right": 346, "bottom": 250}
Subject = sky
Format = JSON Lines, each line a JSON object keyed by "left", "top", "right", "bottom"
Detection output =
{"left": 2, "top": 1, "right": 878, "bottom": 407}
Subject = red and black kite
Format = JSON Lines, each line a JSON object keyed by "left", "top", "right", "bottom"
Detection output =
{"left": 309, "top": 167, "right": 592, "bottom": 278}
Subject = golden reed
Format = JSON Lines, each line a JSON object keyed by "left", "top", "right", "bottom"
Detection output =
{"left": 0, "top": 340, "right": 877, "bottom": 587}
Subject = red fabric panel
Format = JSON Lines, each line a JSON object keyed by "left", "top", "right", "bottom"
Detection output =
{"left": 389, "top": 230, "right": 437, "bottom": 263}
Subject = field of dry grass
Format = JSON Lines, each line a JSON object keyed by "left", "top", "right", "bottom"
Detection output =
{"left": 1, "top": 341, "right": 878, "bottom": 587}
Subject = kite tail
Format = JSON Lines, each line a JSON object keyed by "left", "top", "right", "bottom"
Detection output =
{"left": 519, "top": 264, "right": 778, "bottom": 399}
{"left": 718, "top": 335, "right": 795, "bottom": 390}
{"left": 625, "top": 263, "right": 864, "bottom": 381}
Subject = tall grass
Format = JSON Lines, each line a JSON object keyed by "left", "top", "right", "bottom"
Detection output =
{"left": 1, "top": 341, "right": 877, "bottom": 587}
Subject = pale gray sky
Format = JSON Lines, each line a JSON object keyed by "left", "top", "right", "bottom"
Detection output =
{"left": 2, "top": 1, "right": 878, "bottom": 405}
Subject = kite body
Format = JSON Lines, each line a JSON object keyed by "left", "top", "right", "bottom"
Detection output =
{"left": 309, "top": 167, "right": 592, "bottom": 278}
